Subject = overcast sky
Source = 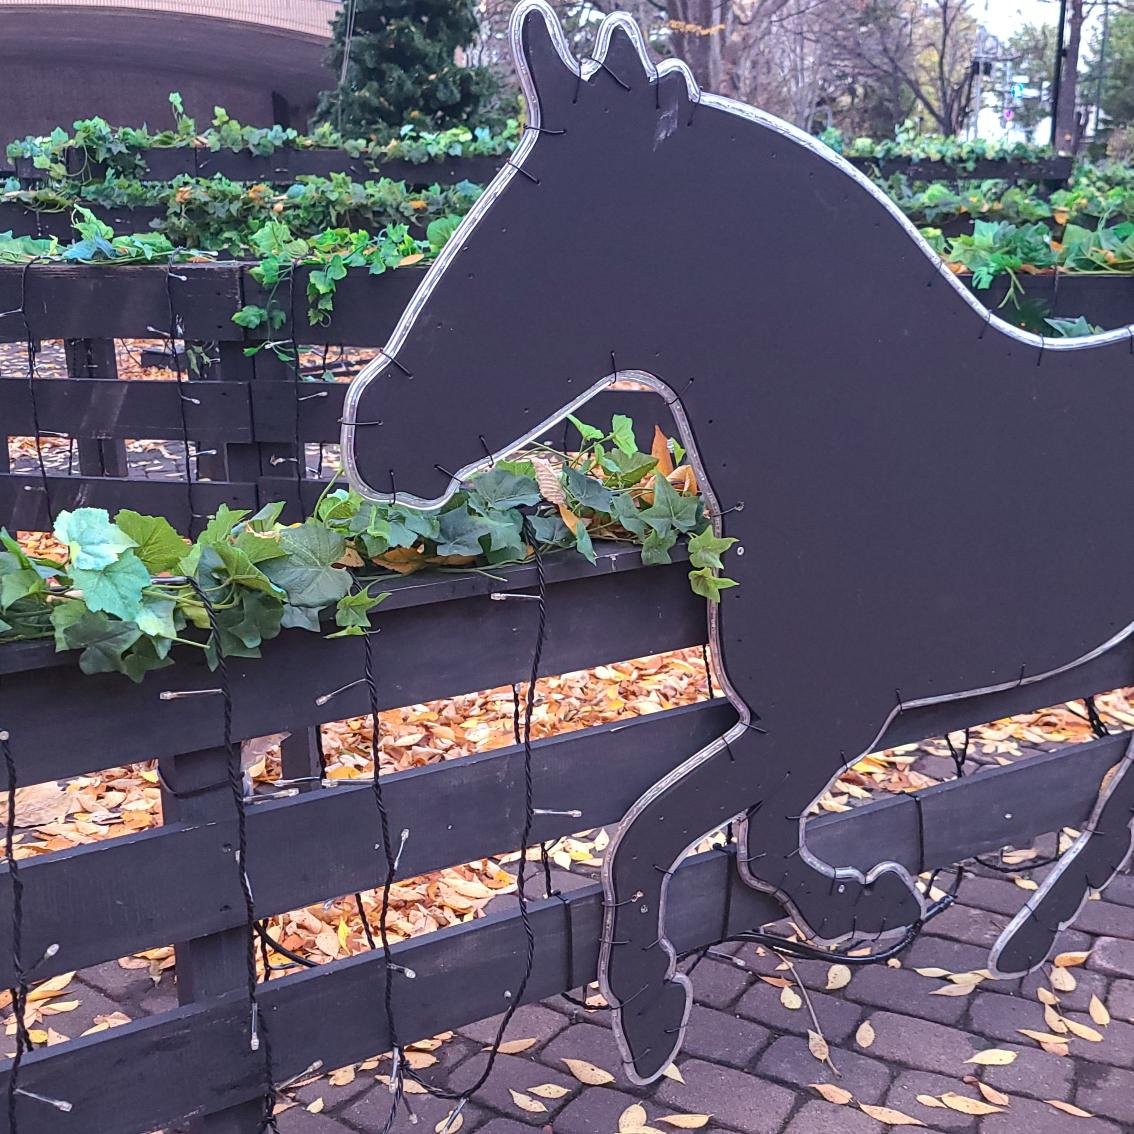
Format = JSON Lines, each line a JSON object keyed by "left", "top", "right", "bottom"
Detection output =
{"left": 982, "top": 0, "right": 1101, "bottom": 41}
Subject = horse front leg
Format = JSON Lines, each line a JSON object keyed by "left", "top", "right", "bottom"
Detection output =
{"left": 736, "top": 740, "right": 925, "bottom": 944}
{"left": 600, "top": 725, "right": 760, "bottom": 1084}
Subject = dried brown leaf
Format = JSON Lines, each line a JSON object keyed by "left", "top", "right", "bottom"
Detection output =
{"left": 562, "top": 1058, "right": 615, "bottom": 1085}
{"left": 939, "top": 1092, "right": 1002, "bottom": 1115}
{"left": 810, "top": 1083, "right": 852, "bottom": 1105}
{"left": 857, "top": 1103, "right": 925, "bottom": 1126}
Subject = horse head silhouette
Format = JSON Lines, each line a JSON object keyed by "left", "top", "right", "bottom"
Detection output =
{"left": 343, "top": 0, "right": 1134, "bottom": 1084}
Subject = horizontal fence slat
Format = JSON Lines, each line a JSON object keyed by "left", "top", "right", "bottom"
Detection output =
{"left": 2, "top": 262, "right": 1131, "bottom": 345}
{"left": 0, "top": 550, "right": 706, "bottom": 779}
{"left": 0, "top": 377, "right": 252, "bottom": 440}
{"left": 0, "top": 475, "right": 259, "bottom": 533}
{"left": 0, "top": 728, "right": 1124, "bottom": 1134}
{"left": 0, "top": 263, "right": 245, "bottom": 343}
{"left": 3, "top": 540, "right": 1134, "bottom": 777}
{"left": 251, "top": 383, "right": 678, "bottom": 445}
{"left": 0, "top": 700, "right": 737, "bottom": 986}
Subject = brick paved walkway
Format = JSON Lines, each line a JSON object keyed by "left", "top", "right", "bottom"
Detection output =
{"left": 57, "top": 865, "right": 1133, "bottom": 1133}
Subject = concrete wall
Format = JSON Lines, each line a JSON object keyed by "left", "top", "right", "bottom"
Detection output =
{"left": 0, "top": 3, "right": 339, "bottom": 153}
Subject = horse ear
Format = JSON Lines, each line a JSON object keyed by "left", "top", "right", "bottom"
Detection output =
{"left": 596, "top": 19, "right": 656, "bottom": 91}
{"left": 514, "top": 1, "right": 579, "bottom": 117}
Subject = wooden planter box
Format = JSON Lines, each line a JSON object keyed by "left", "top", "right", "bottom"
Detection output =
{"left": 848, "top": 155, "right": 1073, "bottom": 187}
{"left": 12, "top": 149, "right": 505, "bottom": 187}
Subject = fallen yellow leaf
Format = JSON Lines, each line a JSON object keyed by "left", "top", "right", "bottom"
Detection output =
{"left": 965, "top": 1049, "right": 1017, "bottom": 1066}
{"left": 1053, "top": 951, "right": 1091, "bottom": 968}
{"left": 858, "top": 1103, "right": 925, "bottom": 1125}
{"left": 939, "top": 1092, "right": 1002, "bottom": 1116}
{"left": 619, "top": 1103, "right": 648, "bottom": 1132}
{"left": 1064, "top": 1019, "right": 1103, "bottom": 1042}
{"left": 807, "top": 1030, "right": 830, "bottom": 1062}
{"left": 509, "top": 1090, "right": 547, "bottom": 1114}
{"left": 658, "top": 1115, "right": 711, "bottom": 1129}
{"left": 529, "top": 1083, "right": 570, "bottom": 1099}
{"left": 810, "top": 1083, "right": 852, "bottom": 1105}
{"left": 978, "top": 1083, "right": 1010, "bottom": 1107}
{"left": 1046, "top": 1100, "right": 1094, "bottom": 1118}
{"left": 826, "top": 964, "right": 852, "bottom": 991}
{"left": 562, "top": 1058, "right": 615, "bottom": 1085}
{"left": 1089, "top": 995, "right": 1111, "bottom": 1027}
{"left": 855, "top": 1020, "right": 875, "bottom": 1049}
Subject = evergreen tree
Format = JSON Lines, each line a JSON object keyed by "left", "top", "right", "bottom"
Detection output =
{"left": 317, "top": 0, "right": 497, "bottom": 139}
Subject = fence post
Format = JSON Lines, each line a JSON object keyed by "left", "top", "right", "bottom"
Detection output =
{"left": 159, "top": 745, "right": 263, "bottom": 1133}
{"left": 214, "top": 343, "right": 302, "bottom": 517}
{"left": 279, "top": 729, "right": 323, "bottom": 793}
{"left": 62, "top": 339, "right": 129, "bottom": 478}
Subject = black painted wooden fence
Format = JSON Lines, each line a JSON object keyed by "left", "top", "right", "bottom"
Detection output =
{"left": 1, "top": 543, "right": 1132, "bottom": 1134}
{"left": 1, "top": 257, "right": 1132, "bottom": 1132}
{"left": 3, "top": 260, "right": 1132, "bottom": 539}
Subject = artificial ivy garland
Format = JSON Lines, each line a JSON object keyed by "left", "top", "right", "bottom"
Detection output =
{"left": 0, "top": 414, "right": 736, "bottom": 680}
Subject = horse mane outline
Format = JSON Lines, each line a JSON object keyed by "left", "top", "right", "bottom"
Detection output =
{"left": 339, "top": 3, "right": 1134, "bottom": 1083}
{"left": 341, "top": 0, "right": 1134, "bottom": 508}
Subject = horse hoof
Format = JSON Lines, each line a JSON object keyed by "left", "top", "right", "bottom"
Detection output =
{"left": 612, "top": 975, "right": 691, "bottom": 1085}
{"left": 784, "top": 862, "right": 923, "bottom": 943}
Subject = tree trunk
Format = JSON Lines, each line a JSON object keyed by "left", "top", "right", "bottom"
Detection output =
{"left": 1055, "top": 0, "right": 1085, "bottom": 153}
{"left": 667, "top": 0, "right": 727, "bottom": 92}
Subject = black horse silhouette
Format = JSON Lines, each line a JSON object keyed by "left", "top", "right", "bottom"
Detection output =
{"left": 342, "top": 1, "right": 1134, "bottom": 1084}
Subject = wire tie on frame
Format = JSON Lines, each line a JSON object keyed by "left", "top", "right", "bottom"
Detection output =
{"left": 505, "top": 159, "right": 540, "bottom": 185}
{"left": 522, "top": 125, "right": 566, "bottom": 136}
{"left": 585, "top": 56, "right": 631, "bottom": 91}
{"left": 379, "top": 348, "right": 412, "bottom": 377}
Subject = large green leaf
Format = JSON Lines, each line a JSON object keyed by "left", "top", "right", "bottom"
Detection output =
{"left": 0, "top": 568, "right": 46, "bottom": 610}
{"left": 639, "top": 474, "right": 700, "bottom": 535}
{"left": 689, "top": 566, "right": 739, "bottom": 602}
{"left": 262, "top": 521, "right": 350, "bottom": 609}
{"left": 114, "top": 510, "right": 187, "bottom": 573}
{"left": 436, "top": 509, "right": 493, "bottom": 556}
{"left": 330, "top": 588, "right": 390, "bottom": 637}
{"left": 134, "top": 594, "right": 179, "bottom": 640}
{"left": 564, "top": 467, "right": 614, "bottom": 513}
{"left": 687, "top": 528, "right": 738, "bottom": 572}
{"left": 469, "top": 468, "right": 541, "bottom": 511}
{"left": 71, "top": 551, "right": 150, "bottom": 622}
{"left": 54, "top": 508, "right": 136, "bottom": 570}
{"left": 50, "top": 605, "right": 142, "bottom": 675}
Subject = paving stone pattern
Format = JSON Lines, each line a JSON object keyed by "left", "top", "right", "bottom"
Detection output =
{"left": 97, "top": 867, "right": 1131, "bottom": 1133}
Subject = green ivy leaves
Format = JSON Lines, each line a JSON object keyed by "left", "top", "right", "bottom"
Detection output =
{"left": 0, "top": 415, "right": 738, "bottom": 682}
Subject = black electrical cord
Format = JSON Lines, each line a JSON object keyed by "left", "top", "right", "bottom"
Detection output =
{"left": 1, "top": 716, "right": 33, "bottom": 1134}
{"left": 188, "top": 581, "right": 280, "bottom": 1132}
